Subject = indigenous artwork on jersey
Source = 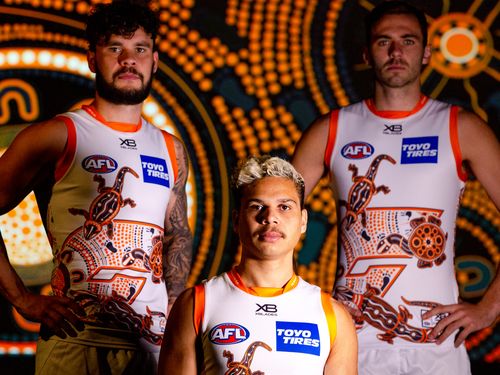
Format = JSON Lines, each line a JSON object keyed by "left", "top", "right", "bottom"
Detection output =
{"left": 0, "top": 0, "right": 498, "bottom": 372}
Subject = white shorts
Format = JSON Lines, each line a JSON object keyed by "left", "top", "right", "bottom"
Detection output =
{"left": 358, "top": 344, "right": 471, "bottom": 375}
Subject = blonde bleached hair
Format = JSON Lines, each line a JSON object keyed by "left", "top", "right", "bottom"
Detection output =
{"left": 232, "top": 155, "right": 305, "bottom": 208}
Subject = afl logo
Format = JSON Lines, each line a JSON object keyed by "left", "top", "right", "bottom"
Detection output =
{"left": 341, "top": 142, "right": 374, "bottom": 159}
{"left": 209, "top": 323, "right": 249, "bottom": 345}
{"left": 82, "top": 155, "right": 118, "bottom": 173}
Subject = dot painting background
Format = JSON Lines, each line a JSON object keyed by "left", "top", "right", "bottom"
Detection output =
{"left": 0, "top": 0, "right": 499, "bottom": 373}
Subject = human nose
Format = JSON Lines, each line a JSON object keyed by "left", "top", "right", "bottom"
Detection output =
{"left": 259, "top": 207, "right": 279, "bottom": 225}
{"left": 118, "top": 49, "right": 136, "bottom": 65}
{"left": 389, "top": 41, "right": 402, "bottom": 58}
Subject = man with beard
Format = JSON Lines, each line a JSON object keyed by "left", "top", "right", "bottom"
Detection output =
{"left": 0, "top": 1, "right": 192, "bottom": 373}
{"left": 158, "top": 156, "right": 357, "bottom": 374}
{"left": 292, "top": 1, "right": 499, "bottom": 374}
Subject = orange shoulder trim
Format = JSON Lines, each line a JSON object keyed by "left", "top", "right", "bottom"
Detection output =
{"left": 324, "top": 109, "right": 340, "bottom": 168}
{"left": 193, "top": 284, "right": 205, "bottom": 336}
{"left": 449, "top": 106, "right": 467, "bottom": 182}
{"left": 162, "top": 130, "right": 178, "bottom": 184}
{"left": 321, "top": 292, "right": 337, "bottom": 349}
{"left": 54, "top": 115, "right": 76, "bottom": 182}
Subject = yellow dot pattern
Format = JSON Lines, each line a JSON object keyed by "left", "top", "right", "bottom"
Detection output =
{"left": 0, "top": 176, "right": 52, "bottom": 266}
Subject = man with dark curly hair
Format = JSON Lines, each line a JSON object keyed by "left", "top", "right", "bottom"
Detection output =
{"left": 0, "top": 1, "right": 192, "bottom": 373}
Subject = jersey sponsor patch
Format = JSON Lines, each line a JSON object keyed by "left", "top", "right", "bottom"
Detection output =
{"left": 209, "top": 323, "right": 250, "bottom": 345}
{"left": 341, "top": 142, "right": 374, "bottom": 159}
{"left": 276, "top": 321, "right": 320, "bottom": 356}
{"left": 82, "top": 155, "right": 118, "bottom": 173}
{"left": 401, "top": 136, "right": 438, "bottom": 164}
{"left": 140, "top": 155, "right": 170, "bottom": 187}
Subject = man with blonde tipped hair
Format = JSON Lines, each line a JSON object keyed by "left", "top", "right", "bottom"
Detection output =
{"left": 159, "top": 156, "right": 357, "bottom": 374}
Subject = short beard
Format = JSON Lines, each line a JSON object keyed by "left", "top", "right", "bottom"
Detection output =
{"left": 95, "top": 65, "right": 153, "bottom": 105}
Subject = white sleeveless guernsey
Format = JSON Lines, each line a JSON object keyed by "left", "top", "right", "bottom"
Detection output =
{"left": 46, "top": 105, "right": 177, "bottom": 355}
{"left": 195, "top": 270, "right": 336, "bottom": 374}
{"left": 325, "top": 97, "right": 465, "bottom": 349}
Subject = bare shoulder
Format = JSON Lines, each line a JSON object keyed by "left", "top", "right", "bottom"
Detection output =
{"left": 330, "top": 298, "right": 353, "bottom": 322}
{"left": 292, "top": 112, "right": 332, "bottom": 196}
{"left": 10, "top": 117, "right": 68, "bottom": 155}
{"left": 456, "top": 108, "right": 499, "bottom": 160}
{"left": 169, "top": 133, "right": 189, "bottom": 177}
{"left": 296, "top": 112, "right": 331, "bottom": 147}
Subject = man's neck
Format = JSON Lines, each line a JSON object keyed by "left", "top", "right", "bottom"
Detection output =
{"left": 235, "top": 257, "right": 295, "bottom": 289}
{"left": 373, "top": 83, "right": 423, "bottom": 111}
{"left": 92, "top": 95, "right": 143, "bottom": 124}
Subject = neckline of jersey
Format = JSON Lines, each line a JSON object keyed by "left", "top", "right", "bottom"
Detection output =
{"left": 83, "top": 105, "right": 142, "bottom": 132}
{"left": 228, "top": 267, "right": 299, "bottom": 297}
{"left": 365, "top": 95, "right": 429, "bottom": 119}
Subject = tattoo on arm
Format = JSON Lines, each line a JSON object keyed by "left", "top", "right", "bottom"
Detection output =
{"left": 163, "top": 141, "right": 193, "bottom": 305}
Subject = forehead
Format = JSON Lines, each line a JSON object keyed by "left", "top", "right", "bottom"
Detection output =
{"left": 241, "top": 177, "right": 300, "bottom": 202}
{"left": 101, "top": 27, "right": 153, "bottom": 45}
{"left": 371, "top": 13, "right": 423, "bottom": 39}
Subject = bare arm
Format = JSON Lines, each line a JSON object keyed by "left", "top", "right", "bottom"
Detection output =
{"left": 0, "top": 120, "right": 84, "bottom": 337}
{"left": 158, "top": 287, "right": 198, "bottom": 374}
{"left": 425, "top": 110, "right": 500, "bottom": 346}
{"left": 325, "top": 299, "right": 358, "bottom": 375}
{"left": 292, "top": 113, "right": 330, "bottom": 197}
{"left": 163, "top": 137, "right": 193, "bottom": 311}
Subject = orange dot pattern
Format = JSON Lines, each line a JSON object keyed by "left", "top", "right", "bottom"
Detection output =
{"left": 0, "top": 24, "right": 87, "bottom": 48}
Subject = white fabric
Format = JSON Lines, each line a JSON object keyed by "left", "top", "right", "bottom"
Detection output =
{"left": 329, "top": 98, "right": 465, "bottom": 353}
{"left": 358, "top": 344, "right": 471, "bottom": 375}
{"left": 46, "top": 108, "right": 175, "bottom": 354}
{"left": 200, "top": 273, "right": 332, "bottom": 374}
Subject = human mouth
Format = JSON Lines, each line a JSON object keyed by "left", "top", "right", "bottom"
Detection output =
{"left": 114, "top": 68, "right": 142, "bottom": 81}
{"left": 257, "top": 229, "right": 284, "bottom": 242}
{"left": 385, "top": 60, "right": 407, "bottom": 70}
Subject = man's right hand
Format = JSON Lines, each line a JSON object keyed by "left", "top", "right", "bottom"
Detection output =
{"left": 16, "top": 293, "right": 85, "bottom": 339}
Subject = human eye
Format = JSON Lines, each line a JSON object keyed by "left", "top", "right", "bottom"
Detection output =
{"left": 248, "top": 203, "right": 263, "bottom": 211}
{"left": 403, "top": 39, "right": 415, "bottom": 45}
{"left": 136, "top": 47, "right": 147, "bottom": 53}
{"left": 108, "top": 46, "right": 122, "bottom": 53}
{"left": 279, "top": 204, "right": 292, "bottom": 211}
{"left": 377, "top": 39, "right": 389, "bottom": 47}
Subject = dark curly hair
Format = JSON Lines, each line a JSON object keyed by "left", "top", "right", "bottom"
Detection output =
{"left": 86, "top": 1, "right": 159, "bottom": 51}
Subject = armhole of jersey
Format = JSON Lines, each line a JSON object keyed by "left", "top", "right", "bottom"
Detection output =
{"left": 54, "top": 115, "right": 76, "bottom": 183}
{"left": 321, "top": 292, "right": 337, "bottom": 349}
{"left": 324, "top": 109, "right": 339, "bottom": 169}
{"left": 449, "top": 106, "right": 467, "bottom": 182}
{"left": 193, "top": 284, "right": 205, "bottom": 336}
{"left": 162, "top": 130, "right": 178, "bottom": 184}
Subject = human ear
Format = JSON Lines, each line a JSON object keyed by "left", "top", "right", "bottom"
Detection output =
{"left": 87, "top": 51, "right": 96, "bottom": 73}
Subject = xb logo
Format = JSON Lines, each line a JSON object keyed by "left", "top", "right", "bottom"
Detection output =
{"left": 256, "top": 304, "right": 277, "bottom": 313}
{"left": 383, "top": 124, "right": 402, "bottom": 135}
{"left": 120, "top": 138, "right": 137, "bottom": 148}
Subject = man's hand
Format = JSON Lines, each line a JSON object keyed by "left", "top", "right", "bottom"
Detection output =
{"left": 423, "top": 301, "right": 496, "bottom": 347}
{"left": 16, "top": 293, "right": 85, "bottom": 339}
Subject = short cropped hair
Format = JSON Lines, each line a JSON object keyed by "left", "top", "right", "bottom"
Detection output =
{"left": 365, "top": 1, "right": 428, "bottom": 45}
{"left": 86, "top": 1, "right": 159, "bottom": 51}
{"left": 232, "top": 156, "right": 305, "bottom": 209}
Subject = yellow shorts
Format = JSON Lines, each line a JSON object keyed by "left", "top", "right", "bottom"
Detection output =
{"left": 35, "top": 338, "right": 157, "bottom": 375}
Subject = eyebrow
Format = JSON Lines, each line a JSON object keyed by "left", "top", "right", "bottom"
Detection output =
{"left": 105, "top": 39, "right": 153, "bottom": 47}
{"left": 246, "top": 198, "right": 298, "bottom": 205}
{"left": 374, "top": 33, "right": 420, "bottom": 40}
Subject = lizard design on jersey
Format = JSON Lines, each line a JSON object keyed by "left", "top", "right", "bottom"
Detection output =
{"left": 69, "top": 166, "right": 139, "bottom": 240}
{"left": 223, "top": 341, "right": 272, "bottom": 375}
{"left": 339, "top": 154, "right": 396, "bottom": 230}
